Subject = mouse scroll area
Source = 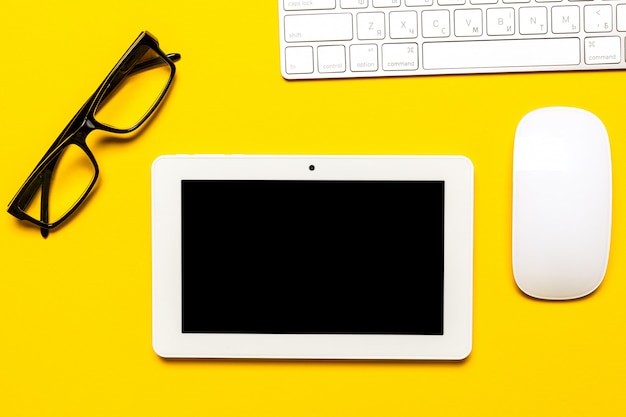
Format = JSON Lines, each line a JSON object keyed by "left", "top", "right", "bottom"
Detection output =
{"left": 512, "top": 107, "right": 612, "bottom": 301}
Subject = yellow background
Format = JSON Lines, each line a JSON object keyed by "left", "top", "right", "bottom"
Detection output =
{"left": 1, "top": 2, "right": 625, "bottom": 416}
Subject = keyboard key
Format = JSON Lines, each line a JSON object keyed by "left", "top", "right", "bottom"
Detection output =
{"left": 373, "top": 0, "right": 402, "bottom": 7}
{"left": 422, "top": 10, "right": 451, "bottom": 37}
{"left": 422, "top": 38, "right": 580, "bottom": 69}
{"left": 617, "top": 5, "right": 626, "bottom": 31}
{"left": 389, "top": 11, "right": 418, "bottom": 38}
{"left": 357, "top": 12, "right": 386, "bottom": 39}
{"left": 584, "top": 36, "right": 621, "bottom": 64}
{"left": 439, "top": 0, "right": 466, "bottom": 5}
{"left": 283, "top": 0, "right": 336, "bottom": 11}
{"left": 454, "top": 9, "right": 483, "bottom": 36}
{"left": 350, "top": 44, "right": 379, "bottom": 71}
{"left": 284, "top": 14, "right": 353, "bottom": 42}
{"left": 285, "top": 46, "right": 314, "bottom": 74}
{"left": 318, "top": 45, "right": 347, "bottom": 73}
{"left": 470, "top": 0, "right": 498, "bottom": 5}
{"left": 341, "top": 0, "right": 369, "bottom": 8}
{"left": 519, "top": 7, "right": 548, "bottom": 35}
{"left": 552, "top": 6, "right": 580, "bottom": 34}
{"left": 487, "top": 8, "right": 515, "bottom": 35}
{"left": 406, "top": 0, "right": 434, "bottom": 5}
{"left": 382, "top": 43, "right": 419, "bottom": 70}
{"left": 584, "top": 5, "right": 613, "bottom": 33}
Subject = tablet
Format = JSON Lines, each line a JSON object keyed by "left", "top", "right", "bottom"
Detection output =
{"left": 152, "top": 155, "right": 474, "bottom": 360}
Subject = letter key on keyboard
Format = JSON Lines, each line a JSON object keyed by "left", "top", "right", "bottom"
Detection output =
{"left": 278, "top": 0, "right": 626, "bottom": 79}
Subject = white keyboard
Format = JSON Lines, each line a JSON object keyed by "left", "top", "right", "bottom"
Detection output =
{"left": 278, "top": 0, "right": 626, "bottom": 79}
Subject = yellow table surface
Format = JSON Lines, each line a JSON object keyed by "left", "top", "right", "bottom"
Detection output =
{"left": 1, "top": 2, "right": 625, "bottom": 416}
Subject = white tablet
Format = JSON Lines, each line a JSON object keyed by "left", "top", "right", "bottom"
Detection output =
{"left": 152, "top": 155, "right": 474, "bottom": 360}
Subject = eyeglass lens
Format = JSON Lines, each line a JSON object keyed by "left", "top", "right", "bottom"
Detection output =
{"left": 94, "top": 46, "right": 172, "bottom": 130}
{"left": 22, "top": 144, "right": 96, "bottom": 224}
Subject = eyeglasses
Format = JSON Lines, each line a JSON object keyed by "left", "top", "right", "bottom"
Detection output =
{"left": 7, "top": 31, "right": 180, "bottom": 238}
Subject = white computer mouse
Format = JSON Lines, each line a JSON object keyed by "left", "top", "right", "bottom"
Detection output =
{"left": 512, "top": 106, "right": 612, "bottom": 300}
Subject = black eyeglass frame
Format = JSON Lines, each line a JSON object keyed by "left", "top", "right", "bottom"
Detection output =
{"left": 7, "top": 31, "right": 178, "bottom": 232}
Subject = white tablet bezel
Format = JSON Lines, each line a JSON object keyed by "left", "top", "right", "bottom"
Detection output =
{"left": 152, "top": 155, "right": 474, "bottom": 360}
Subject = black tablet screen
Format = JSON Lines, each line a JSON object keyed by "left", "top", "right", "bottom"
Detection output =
{"left": 181, "top": 180, "right": 444, "bottom": 335}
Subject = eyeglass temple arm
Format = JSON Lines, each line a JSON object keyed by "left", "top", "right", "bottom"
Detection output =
{"left": 134, "top": 53, "right": 180, "bottom": 72}
{"left": 39, "top": 170, "right": 51, "bottom": 237}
